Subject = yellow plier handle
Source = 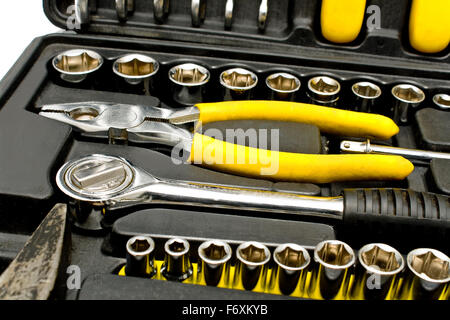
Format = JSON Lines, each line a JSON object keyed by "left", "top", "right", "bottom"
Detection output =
{"left": 196, "top": 101, "right": 399, "bottom": 140}
{"left": 189, "top": 134, "right": 413, "bottom": 183}
{"left": 188, "top": 101, "right": 413, "bottom": 183}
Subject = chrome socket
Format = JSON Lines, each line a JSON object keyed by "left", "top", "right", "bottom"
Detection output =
{"left": 401, "top": 248, "right": 449, "bottom": 300}
{"left": 125, "top": 235, "right": 156, "bottom": 278}
{"left": 168, "top": 63, "right": 210, "bottom": 106}
{"left": 191, "top": 0, "right": 207, "bottom": 27}
{"left": 307, "top": 76, "right": 341, "bottom": 106}
{"left": 220, "top": 68, "right": 258, "bottom": 101}
{"left": 269, "top": 243, "right": 310, "bottom": 295}
{"left": 115, "top": 0, "right": 134, "bottom": 21}
{"left": 153, "top": 0, "right": 170, "bottom": 23}
{"left": 113, "top": 54, "right": 159, "bottom": 91}
{"left": 52, "top": 49, "right": 103, "bottom": 83}
{"left": 350, "top": 243, "right": 404, "bottom": 300}
{"left": 391, "top": 84, "right": 425, "bottom": 124}
{"left": 308, "top": 240, "right": 355, "bottom": 299}
{"left": 265, "top": 72, "right": 301, "bottom": 101}
{"left": 198, "top": 240, "right": 232, "bottom": 287}
{"left": 433, "top": 93, "right": 450, "bottom": 111}
{"left": 224, "top": 0, "right": 234, "bottom": 29}
{"left": 234, "top": 241, "right": 271, "bottom": 291}
{"left": 351, "top": 81, "right": 382, "bottom": 113}
{"left": 161, "top": 238, "right": 193, "bottom": 281}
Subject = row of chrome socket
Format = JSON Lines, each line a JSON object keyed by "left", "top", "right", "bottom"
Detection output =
{"left": 52, "top": 49, "right": 450, "bottom": 123}
{"left": 124, "top": 236, "right": 449, "bottom": 300}
{"left": 75, "top": 0, "right": 268, "bottom": 31}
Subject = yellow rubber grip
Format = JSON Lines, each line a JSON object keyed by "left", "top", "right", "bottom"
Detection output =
{"left": 188, "top": 134, "right": 414, "bottom": 184}
{"left": 196, "top": 101, "right": 399, "bottom": 140}
{"left": 320, "top": 0, "right": 366, "bottom": 43}
{"left": 409, "top": 0, "right": 450, "bottom": 54}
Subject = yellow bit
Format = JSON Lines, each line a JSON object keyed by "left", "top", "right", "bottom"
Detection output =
{"left": 320, "top": 0, "right": 367, "bottom": 43}
{"left": 409, "top": 0, "right": 450, "bottom": 53}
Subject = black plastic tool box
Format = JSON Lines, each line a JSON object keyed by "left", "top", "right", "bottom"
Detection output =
{"left": 0, "top": 0, "right": 449, "bottom": 300}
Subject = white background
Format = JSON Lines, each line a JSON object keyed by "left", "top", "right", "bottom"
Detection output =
{"left": 0, "top": 2, "right": 61, "bottom": 80}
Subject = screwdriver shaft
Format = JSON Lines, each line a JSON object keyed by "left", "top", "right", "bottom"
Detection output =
{"left": 341, "top": 140, "right": 450, "bottom": 161}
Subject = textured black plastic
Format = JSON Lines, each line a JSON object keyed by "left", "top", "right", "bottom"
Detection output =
{"left": 415, "top": 108, "right": 450, "bottom": 152}
{"left": 78, "top": 274, "right": 299, "bottom": 300}
{"left": 431, "top": 159, "right": 450, "bottom": 195}
{"left": 342, "top": 188, "right": 450, "bottom": 250}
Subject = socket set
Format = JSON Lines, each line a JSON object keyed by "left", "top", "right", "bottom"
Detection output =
{"left": 117, "top": 235, "right": 449, "bottom": 300}
{"left": 0, "top": 0, "right": 449, "bottom": 300}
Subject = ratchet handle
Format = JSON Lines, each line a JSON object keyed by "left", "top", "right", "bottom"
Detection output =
{"left": 342, "top": 189, "right": 450, "bottom": 242}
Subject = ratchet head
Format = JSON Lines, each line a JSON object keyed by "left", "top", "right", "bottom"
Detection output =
{"left": 56, "top": 154, "right": 157, "bottom": 205}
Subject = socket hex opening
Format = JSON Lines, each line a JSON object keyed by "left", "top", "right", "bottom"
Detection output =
{"left": 169, "top": 63, "right": 210, "bottom": 86}
{"left": 126, "top": 236, "right": 155, "bottom": 256}
{"left": 352, "top": 82, "right": 382, "bottom": 99}
{"left": 433, "top": 94, "right": 450, "bottom": 110}
{"left": 113, "top": 54, "right": 159, "bottom": 79}
{"left": 220, "top": 68, "right": 258, "bottom": 90}
{"left": 53, "top": 49, "right": 103, "bottom": 74}
{"left": 407, "top": 249, "right": 450, "bottom": 283}
{"left": 274, "top": 243, "right": 310, "bottom": 271}
{"left": 198, "top": 240, "right": 232, "bottom": 265}
{"left": 308, "top": 76, "right": 341, "bottom": 96}
{"left": 359, "top": 243, "right": 404, "bottom": 275}
{"left": 237, "top": 242, "right": 270, "bottom": 266}
{"left": 266, "top": 73, "right": 301, "bottom": 93}
{"left": 314, "top": 240, "right": 355, "bottom": 269}
{"left": 391, "top": 84, "right": 425, "bottom": 103}
{"left": 165, "top": 238, "right": 190, "bottom": 256}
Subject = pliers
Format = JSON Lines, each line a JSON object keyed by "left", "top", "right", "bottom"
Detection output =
{"left": 39, "top": 100, "right": 413, "bottom": 183}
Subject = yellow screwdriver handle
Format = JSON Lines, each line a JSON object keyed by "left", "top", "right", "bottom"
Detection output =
{"left": 409, "top": 0, "right": 450, "bottom": 54}
{"left": 320, "top": 0, "right": 366, "bottom": 43}
{"left": 196, "top": 101, "right": 399, "bottom": 140}
{"left": 188, "top": 134, "right": 414, "bottom": 184}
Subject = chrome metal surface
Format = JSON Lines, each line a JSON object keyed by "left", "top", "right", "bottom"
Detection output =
{"left": 258, "top": 0, "right": 268, "bottom": 31}
{"left": 403, "top": 248, "right": 449, "bottom": 300}
{"left": 307, "top": 76, "right": 341, "bottom": 106}
{"left": 56, "top": 155, "right": 345, "bottom": 219}
{"left": 161, "top": 238, "right": 193, "bottom": 281}
{"left": 340, "top": 140, "right": 450, "bottom": 161}
{"left": 169, "top": 63, "right": 210, "bottom": 106}
{"left": 125, "top": 236, "right": 156, "bottom": 277}
{"left": 113, "top": 54, "right": 159, "bottom": 85}
{"left": 198, "top": 240, "right": 232, "bottom": 286}
{"left": 265, "top": 72, "right": 301, "bottom": 101}
{"left": 115, "top": 0, "right": 128, "bottom": 20}
{"left": 75, "top": 0, "right": 90, "bottom": 25}
{"left": 271, "top": 243, "right": 310, "bottom": 295}
{"left": 433, "top": 93, "right": 450, "bottom": 110}
{"left": 52, "top": 49, "right": 103, "bottom": 83}
{"left": 391, "top": 84, "right": 425, "bottom": 124}
{"left": 153, "top": 0, "right": 170, "bottom": 23}
{"left": 191, "top": 0, "right": 207, "bottom": 27}
{"left": 234, "top": 242, "right": 271, "bottom": 290}
{"left": 220, "top": 68, "right": 258, "bottom": 100}
{"left": 224, "top": 0, "right": 234, "bottom": 29}
{"left": 309, "top": 240, "right": 355, "bottom": 299}
{"left": 351, "top": 81, "right": 382, "bottom": 113}
{"left": 351, "top": 243, "right": 404, "bottom": 300}
{"left": 39, "top": 102, "right": 195, "bottom": 148}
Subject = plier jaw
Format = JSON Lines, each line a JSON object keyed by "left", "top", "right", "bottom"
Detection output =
{"left": 39, "top": 101, "right": 195, "bottom": 147}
